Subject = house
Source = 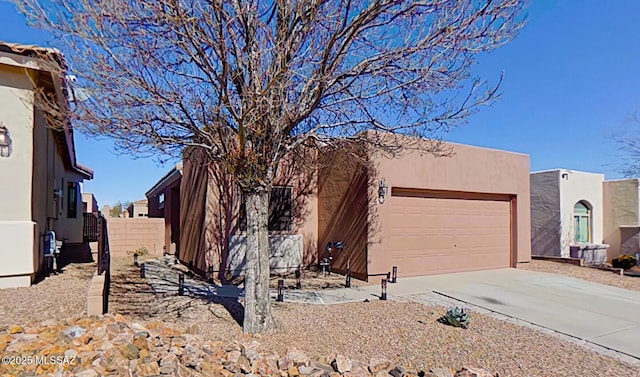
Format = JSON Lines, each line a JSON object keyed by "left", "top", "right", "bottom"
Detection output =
{"left": 145, "top": 163, "right": 182, "bottom": 255}
{"left": 603, "top": 178, "right": 640, "bottom": 261}
{"left": 530, "top": 169, "right": 640, "bottom": 264}
{"left": 0, "top": 41, "right": 93, "bottom": 288}
{"left": 150, "top": 138, "right": 531, "bottom": 281}
{"left": 127, "top": 199, "right": 149, "bottom": 218}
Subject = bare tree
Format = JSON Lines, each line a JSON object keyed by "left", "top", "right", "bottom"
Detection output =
{"left": 611, "top": 113, "right": 640, "bottom": 177}
{"left": 17, "top": 0, "right": 526, "bottom": 333}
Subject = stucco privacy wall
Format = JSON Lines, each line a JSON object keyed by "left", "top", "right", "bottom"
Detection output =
{"left": 107, "top": 218, "right": 164, "bottom": 256}
{"left": 604, "top": 179, "right": 640, "bottom": 261}
{"left": 559, "top": 170, "right": 604, "bottom": 257}
{"left": 370, "top": 142, "right": 531, "bottom": 277}
{"left": 530, "top": 171, "right": 561, "bottom": 257}
{"left": 0, "top": 65, "right": 38, "bottom": 287}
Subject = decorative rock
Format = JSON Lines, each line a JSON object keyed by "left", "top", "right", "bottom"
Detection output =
{"left": 181, "top": 344, "right": 201, "bottom": 367}
{"left": 187, "top": 323, "right": 200, "bottom": 335}
{"left": 227, "top": 350, "right": 242, "bottom": 364}
{"left": 369, "top": 358, "right": 392, "bottom": 374}
{"left": 137, "top": 361, "right": 162, "bottom": 376}
{"left": 428, "top": 368, "right": 454, "bottom": 377}
{"left": 453, "top": 367, "right": 496, "bottom": 377}
{"left": 9, "top": 325, "right": 24, "bottom": 334}
{"left": 287, "top": 347, "right": 311, "bottom": 367}
{"left": 288, "top": 365, "right": 301, "bottom": 377}
{"left": 159, "top": 353, "right": 179, "bottom": 374}
{"left": 299, "top": 365, "right": 315, "bottom": 375}
{"left": 242, "top": 340, "right": 262, "bottom": 361}
{"left": 117, "top": 343, "right": 140, "bottom": 360}
{"left": 75, "top": 370, "right": 99, "bottom": 377}
{"left": 345, "top": 366, "right": 370, "bottom": 377}
{"left": 331, "top": 355, "right": 352, "bottom": 373}
{"left": 63, "top": 326, "right": 87, "bottom": 339}
{"left": 389, "top": 366, "right": 406, "bottom": 377}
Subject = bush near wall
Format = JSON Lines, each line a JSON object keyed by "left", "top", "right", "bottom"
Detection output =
{"left": 611, "top": 254, "right": 638, "bottom": 270}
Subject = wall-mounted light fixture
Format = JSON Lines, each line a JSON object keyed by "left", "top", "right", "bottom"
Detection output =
{"left": 0, "top": 124, "right": 12, "bottom": 158}
{"left": 378, "top": 178, "right": 389, "bottom": 204}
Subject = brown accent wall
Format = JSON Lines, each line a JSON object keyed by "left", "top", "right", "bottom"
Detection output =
{"left": 179, "top": 147, "right": 319, "bottom": 280}
{"left": 317, "top": 152, "right": 369, "bottom": 280}
{"left": 106, "top": 217, "right": 164, "bottom": 256}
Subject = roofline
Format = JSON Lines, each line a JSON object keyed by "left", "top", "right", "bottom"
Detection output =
{"left": 145, "top": 163, "right": 183, "bottom": 197}
{"left": 530, "top": 168, "right": 605, "bottom": 177}
{"left": 0, "top": 40, "right": 93, "bottom": 181}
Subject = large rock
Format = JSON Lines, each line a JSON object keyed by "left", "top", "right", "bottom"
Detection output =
{"left": 389, "top": 366, "right": 406, "bottom": 377}
{"left": 453, "top": 367, "right": 496, "bottom": 377}
{"left": 286, "top": 347, "right": 310, "bottom": 367}
{"left": 331, "top": 355, "right": 352, "bottom": 373}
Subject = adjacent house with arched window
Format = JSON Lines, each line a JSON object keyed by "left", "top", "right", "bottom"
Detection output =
{"left": 530, "top": 169, "right": 640, "bottom": 264}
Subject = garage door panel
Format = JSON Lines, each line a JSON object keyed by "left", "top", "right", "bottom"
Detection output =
{"left": 390, "top": 195, "right": 511, "bottom": 276}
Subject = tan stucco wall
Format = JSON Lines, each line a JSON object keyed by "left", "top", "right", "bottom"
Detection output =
{"left": 82, "top": 193, "right": 99, "bottom": 213}
{"left": 0, "top": 65, "right": 38, "bottom": 287}
{"left": 559, "top": 170, "right": 604, "bottom": 257}
{"left": 603, "top": 179, "right": 640, "bottom": 260}
{"left": 370, "top": 142, "right": 531, "bottom": 277}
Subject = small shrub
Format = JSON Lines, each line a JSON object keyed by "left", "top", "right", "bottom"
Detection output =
{"left": 611, "top": 254, "right": 638, "bottom": 270}
{"left": 438, "top": 306, "right": 470, "bottom": 329}
{"left": 127, "top": 247, "right": 150, "bottom": 257}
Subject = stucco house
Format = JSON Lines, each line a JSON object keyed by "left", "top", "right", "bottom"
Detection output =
{"left": 145, "top": 163, "right": 182, "bottom": 255}
{"left": 0, "top": 41, "right": 93, "bottom": 288}
{"left": 530, "top": 169, "right": 640, "bottom": 263}
{"left": 149, "top": 138, "right": 532, "bottom": 281}
{"left": 603, "top": 178, "right": 640, "bottom": 261}
{"left": 127, "top": 199, "right": 149, "bottom": 218}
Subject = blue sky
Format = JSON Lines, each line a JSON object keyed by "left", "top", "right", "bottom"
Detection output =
{"left": 1, "top": 0, "right": 639, "bottom": 206}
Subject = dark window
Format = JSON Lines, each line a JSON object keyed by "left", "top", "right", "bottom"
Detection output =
{"left": 239, "top": 186, "right": 293, "bottom": 232}
{"left": 67, "top": 182, "right": 78, "bottom": 218}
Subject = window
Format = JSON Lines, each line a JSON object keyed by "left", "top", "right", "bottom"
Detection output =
{"left": 67, "top": 182, "right": 79, "bottom": 218}
{"left": 239, "top": 186, "right": 293, "bottom": 232}
{"left": 158, "top": 193, "right": 165, "bottom": 209}
{"left": 573, "top": 201, "right": 591, "bottom": 243}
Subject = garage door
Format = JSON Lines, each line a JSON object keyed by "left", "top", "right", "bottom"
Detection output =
{"left": 390, "top": 191, "right": 512, "bottom": 276}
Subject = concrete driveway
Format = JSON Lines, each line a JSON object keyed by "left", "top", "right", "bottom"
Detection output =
{"left": 359, "top": 268, "right": 640, "bottom": 360}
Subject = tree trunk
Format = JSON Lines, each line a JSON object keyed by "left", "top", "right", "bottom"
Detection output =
{"left": 242, "top": 188, "right": 275, "bottom": 333}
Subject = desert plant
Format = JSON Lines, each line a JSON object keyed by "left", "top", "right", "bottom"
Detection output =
{"left": 611, "top": 254, "right": 638, "bottom": 270}
{"left": 441, "top": 306, "right": 470, "bottom": 329}
{"left": 127, "top": 247, "right": 150, "bottom": 257}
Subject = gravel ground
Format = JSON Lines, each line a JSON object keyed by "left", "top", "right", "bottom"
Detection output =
{"left": 105, "top": 257, "right": 640, "bottom": 377}
{"left": 518, "top": 260, "right": 640, "bottom": 291}
{"left": 0, "top": 261, "right": 95, "bottom": 327}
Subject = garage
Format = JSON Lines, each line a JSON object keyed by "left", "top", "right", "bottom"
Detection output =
{"left": 389, "top": 188, "right": 514, "bottom": 276}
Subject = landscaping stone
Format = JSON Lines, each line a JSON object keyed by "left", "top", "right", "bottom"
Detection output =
{"left": 0, "top": 314, "right": 501, "bottom": 377}
{"left": 332, "top": 355, "right": 352, "bottom": 373}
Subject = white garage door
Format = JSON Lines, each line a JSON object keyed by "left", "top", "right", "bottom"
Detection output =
{"left": 389, "top": 193, "right": 511, "bottom": 276}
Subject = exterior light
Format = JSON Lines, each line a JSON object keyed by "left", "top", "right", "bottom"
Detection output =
{"left": 378, "top": 178, "right": 389, "bottom": 204}
{"left": 381, "top": 279, "right": 387, "bottom": 300}
{"left": 133, "top": 253, "right": 139, "bottom": 266}
{"left": 392, "top": 266, "right": 398, "bottom": 283}
{"left": 277, "top": 279, "right": 284, "bottom": 302}
{"left": 325, "top": 242, "right": 333, "bottom": 275}
{"left": 0, "top": 124, "right": 12, "bottom": 158}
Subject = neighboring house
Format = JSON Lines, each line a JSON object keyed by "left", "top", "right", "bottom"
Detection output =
{"left": 82, "top": 192, "right": 99, "bottom": 214}
{"left": 603, "top": 179, "right": 640, "bottom": 261}
{"left": 146, "top": 163, "right": 182, "bottom": 255}
{"left": 149, "top": 138, "right": 532, "bottom": 281}
{"left": 127, "top": 199, "right": 149, "bottom": 218}
{"left": 530, "top": 170, "right": 606, "bottom": 261}
{"left": 0, "top": 41, "right": 93, "bottom": 288}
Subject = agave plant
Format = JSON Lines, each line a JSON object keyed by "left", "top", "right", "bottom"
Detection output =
{"left": 444, "top": 306, "right": 470, "bottom": 329}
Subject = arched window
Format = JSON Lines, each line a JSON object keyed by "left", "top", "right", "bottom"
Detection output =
{"left": 573, "top": 201, "right": 591, "bottom": 243}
